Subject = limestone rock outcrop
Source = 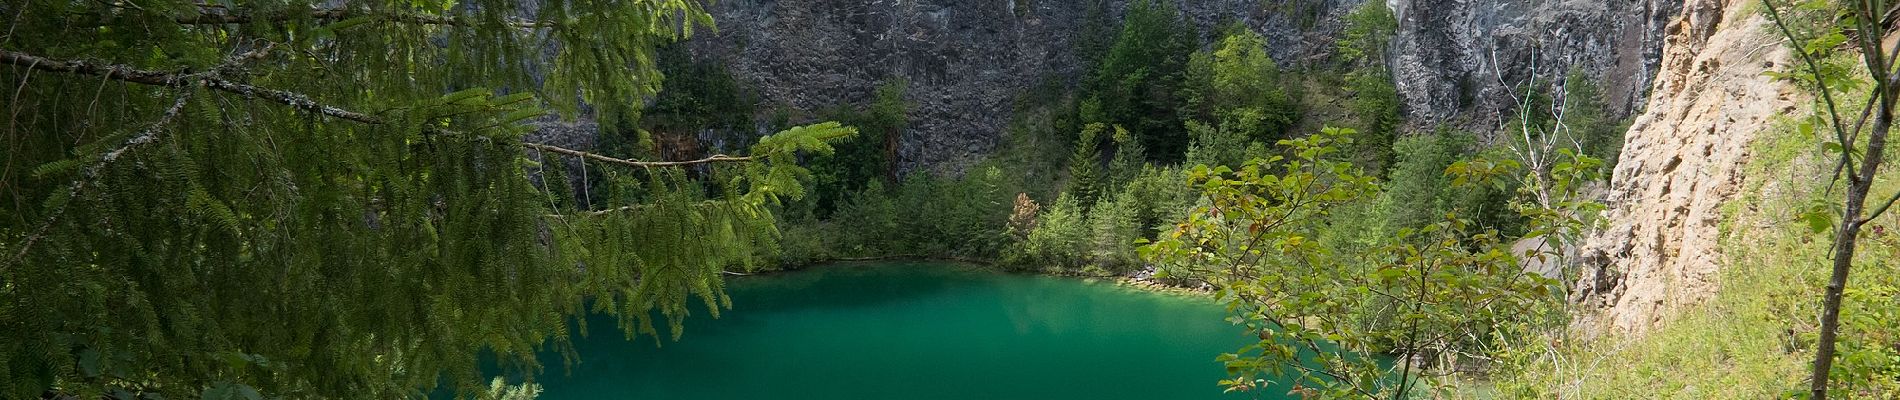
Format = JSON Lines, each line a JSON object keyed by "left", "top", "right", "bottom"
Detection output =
{"left": 1574, "top": 0, "right": 1803, "bottom": 335}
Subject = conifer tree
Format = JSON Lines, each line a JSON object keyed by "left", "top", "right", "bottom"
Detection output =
{"left": 1067, "top": 123, "right": 1109, "bottom": 208}
{"left": 0, "top": 0, "right": 851, "bottom": 398}
{"left": 1107, "top": 124, "right": 1145, "bottom": 188}
{"left": 1090, "top": 0, "right": 1193, "bottom": 161}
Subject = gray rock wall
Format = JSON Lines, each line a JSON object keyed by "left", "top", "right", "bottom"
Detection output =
{"left": 1390, "top": 0, "right": 1681, "bottom": 133}
{"left": 681, "top": 0, "right": 1359, "bottom": 173}
{"left": 647, "top": 0, "right": 1680, "bottom": 173}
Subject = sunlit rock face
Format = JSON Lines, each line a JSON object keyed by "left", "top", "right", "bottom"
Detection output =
{"left": 1575, "top": 0, "right": 1802, "bottom": 336}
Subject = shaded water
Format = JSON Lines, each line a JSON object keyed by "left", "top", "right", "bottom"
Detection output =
{"left": 535, "top": 262, "right": 1269, "bottom": 399}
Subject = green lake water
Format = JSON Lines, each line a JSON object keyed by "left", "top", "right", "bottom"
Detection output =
{"left": 532, "top": 261, "right": 1273, "bottom": 399}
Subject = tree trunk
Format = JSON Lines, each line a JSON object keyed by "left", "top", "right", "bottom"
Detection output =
{"left": 1810, "top": 74, "right": 1896, "bottom": 400}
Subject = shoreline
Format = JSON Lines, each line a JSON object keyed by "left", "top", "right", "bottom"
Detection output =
{"left": 1112, "top": 276, "right": 1217, "bottom": 298}
{"left": 737, "top": 257, "right": 1218, "bottom": 298}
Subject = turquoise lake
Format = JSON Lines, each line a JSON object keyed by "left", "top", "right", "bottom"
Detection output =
{"left": 532, "top": 261, "right": 1271, "bottom": 399}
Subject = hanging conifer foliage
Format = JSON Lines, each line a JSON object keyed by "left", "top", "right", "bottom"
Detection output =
{"left": 0, "top": 0, "right": 852, "bottom": 398}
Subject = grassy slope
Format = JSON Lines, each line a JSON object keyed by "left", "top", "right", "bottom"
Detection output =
{"left": 1490, "top": 114, "right": 1900, "bottom": 398}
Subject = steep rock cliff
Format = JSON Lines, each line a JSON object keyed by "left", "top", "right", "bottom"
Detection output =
{"left": 673, "top": 0, "right": 1677, "bottom": 173}
{"left": 681, "top": 0, "right": 1355, "bottom": 173}
{"left": 1574, "top": 0, "right": 1803, "bottom": 335}
{"left": 1389, "top": 0, "right": 1681, "bottom": 131}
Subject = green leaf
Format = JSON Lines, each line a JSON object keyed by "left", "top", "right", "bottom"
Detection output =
{"left": 1802, "top": 203, "right": 1835, "bottom": 234}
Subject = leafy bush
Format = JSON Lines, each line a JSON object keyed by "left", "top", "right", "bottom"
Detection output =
{"left": 1143, "top": 127, "right": 1574, "bottom": 397}
{"left": 1123, "top": 165, "right": 1195, "bottom": 237}
{"left": 892, "top": 166, "right": 1012, "bottom": 258}
{"left": 1184, "top": 118, "right": 1259, "bottom": 169}
{"left": 1108, "top": 125, "right": 1148, "bottom": 188}
{"left": 1025, "top": 193, "right": 1092, "bottom": 268}
{"left": 1181, "top": 26, "right": 1298, "bottom": 142}
{"left": 1380, "top": 132, "right": 1468, "bottom": 231}
{"left": 643, "top": 44, "right": 757, "bottom": 136}
{"left": 1087, "top": 189, "right": 1144, "bottom": 272}
{"left": 1561, "top": 69, "right": 1628, "bottom": 164}
{"left": 832, "top": 180, "right": 900, "bottom": 256}
{"left": 1346, "top": 69, "right": 1401, "bottom": 172}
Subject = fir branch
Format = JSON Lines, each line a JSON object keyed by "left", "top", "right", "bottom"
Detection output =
{"left": 0, "top": 48, "right": 758, "bottom": 186}
{"left": 10, "top": 90, "right": 194, "bottom": 266}
{"left": 0, "top": 48, "right": 384, "bottom": 124}
{"left": 7, "top": 42, "right": 271, "bottom": 268}
{"left": 520, "top": 143, "right": 752, "bottom": 169}
{"left": 0, "top": 49, "right": 191, "bottom": 87}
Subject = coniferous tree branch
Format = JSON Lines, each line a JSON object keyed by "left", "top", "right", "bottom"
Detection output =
{"left": 6, "top": 41, "right": 270, "bottom": 268}
{"left": 8, "top": 90, "right": 194, "bottom": 266}
{"left": 1, "top": 48, "right": 749, "bottom": 168}
{"left": 2, "top": 0, "right": 787, "bottom": 397}
{"left": 1, "top": 45, "right": 765, "bottom": 269}
{"left": 0, "top": 48, "right": 380, "bottom": 123}
{"left": 520, "top": 143, "right": 753, "bottom": 168}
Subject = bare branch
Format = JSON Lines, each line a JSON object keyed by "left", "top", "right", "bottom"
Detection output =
{"left": 1861, "top": 188, "right": 1900, "bottom": 224}
{"left": 1, "top": 49, "right": 193, "bottom": 87}
{"left": 520, "top": 143, "right": 752, "bottom": 169}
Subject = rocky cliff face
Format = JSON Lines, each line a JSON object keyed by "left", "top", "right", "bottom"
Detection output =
{"left": 1389, "top": 0, "right": 1681, "bottom": 132}
{"left": 681, "top": 0, "right": 1355, "bottom": 173}
{"left": 658, "top": 0, "right": 1792, "bottom": 340}
{"left": 676, "top": 0, "right": 1678, "bottom": 173}
{"left": 1574, "top": 0, "right": 1802, "bottom": 335}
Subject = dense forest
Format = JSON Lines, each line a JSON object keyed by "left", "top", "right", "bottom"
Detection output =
{"left": 3, "top": 0, "right": 1898, "bottom": 398}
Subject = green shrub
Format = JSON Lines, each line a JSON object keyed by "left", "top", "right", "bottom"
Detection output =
{"left": 1346, "top": 69, "right": 1401, "bottom": 173}
{"left": 1562, "top": 69, "right": 1628, "bottom": 164}
{"left": 1183, "top": 118, "right": 1258, "bottom": 169}
{"left": 1123, "top": 165, "right": 1194, "bottom": 237}
{"left": 1025, "top": 193, "right": 1092, "bottom": 269}
{"left": 1108, "top": 125, "right": 1147, "bottom": 188}
{"left": 1376, "top": 130, "right": 1522, "bottom": 237}
{"left": 894, "top": 166, "right": 1012, "bottom": 258}
{"left": 643, "top": 43, "right": 757, "bottom": 136}
{"left": 832, "top": 180, "right": 900, "bottom": 256}
{"left": 1087, "top": 189, "right": 1143, "bottom": 272}
{"left": 1380, "top": 133, "right": 1465, "bottom": 231}
{"left": 1181, "top": 26, "right": 1298, "bottom": 142}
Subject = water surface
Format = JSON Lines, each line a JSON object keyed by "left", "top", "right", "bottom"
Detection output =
{"left": 536, "top": 262, "right": 1263, "bottom": 399}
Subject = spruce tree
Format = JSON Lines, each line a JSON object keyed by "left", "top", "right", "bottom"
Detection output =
{"left": 1067, "top": 123, "right": 1108, "bottom": 208}
{"left": 0, "top": 0, "right": 851, "bottom": 398}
